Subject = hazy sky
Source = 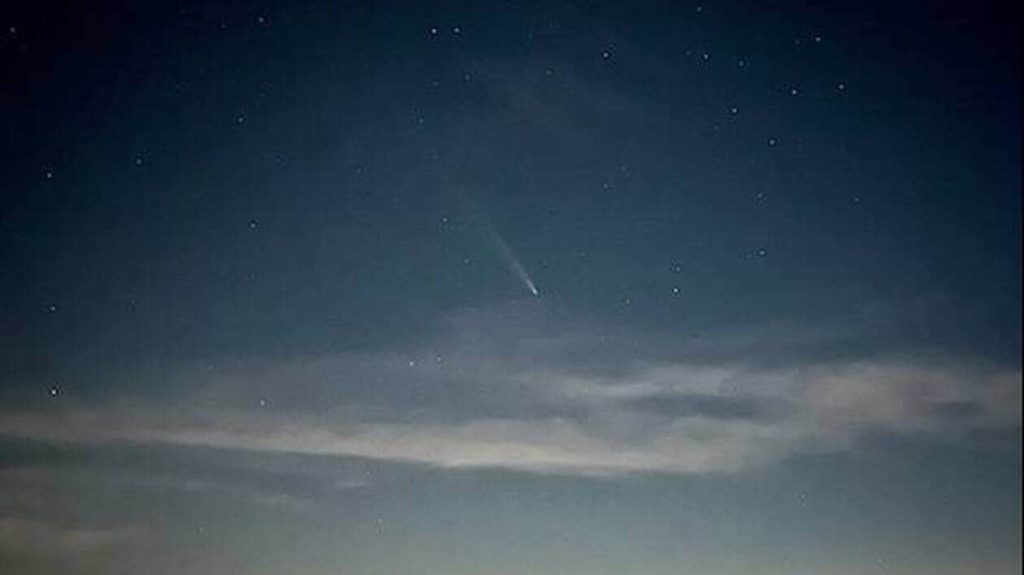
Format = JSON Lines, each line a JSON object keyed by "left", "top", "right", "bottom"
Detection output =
{"left": 1, "top": 1, "right": 1020, "bottom": 574}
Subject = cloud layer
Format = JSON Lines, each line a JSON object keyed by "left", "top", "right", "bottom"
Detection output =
{"left": 0, "top": 303, "right": 1019, "bottom": 477}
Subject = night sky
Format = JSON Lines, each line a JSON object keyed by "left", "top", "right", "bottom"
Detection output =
{"left": 1, "top": 1, "right": 1020, "bottom": 573}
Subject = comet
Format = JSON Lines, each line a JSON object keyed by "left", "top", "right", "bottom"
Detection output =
{"left": 454, "top": 189, "right": 540, "bottom": 297}
{"left": 487, "top": 227, "right": 540, "bottom": 297}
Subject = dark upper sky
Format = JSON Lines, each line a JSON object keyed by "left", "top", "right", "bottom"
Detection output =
{"left": 1, "top": 1, "right": 1020, "bottom": 574}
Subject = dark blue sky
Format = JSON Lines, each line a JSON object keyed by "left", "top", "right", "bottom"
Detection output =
{"left": 1, "top": 1, "right": 1020, "bottom": 573}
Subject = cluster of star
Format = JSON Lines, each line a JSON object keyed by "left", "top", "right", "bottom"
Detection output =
{"left": 31, "top": 6, "right": 865, "bottom": 399}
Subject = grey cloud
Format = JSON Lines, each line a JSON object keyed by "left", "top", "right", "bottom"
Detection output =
{"left": 0, "top": 440, "right": 375, "bottom": 530}
{"left": 0, "top": 361, "right": 1015, "bottom": 477}
{"left": 0, "top": 304, "right": 1018, "bottom": 477}
{"left": 0, "top": 516, "right": 143, "bottom": 554}
{"left": 932, "top": 400, "right": 984, "bottom": 419}
{"left": 622, "top": 393, "right": 772, "bottom": 420}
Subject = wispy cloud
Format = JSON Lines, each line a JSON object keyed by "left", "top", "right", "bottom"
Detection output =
{"left": 0, "top": 516, "right": 143, "bottom": 554}
{"left": 0, "top": 304, "right": 1018, "bottom": 477}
